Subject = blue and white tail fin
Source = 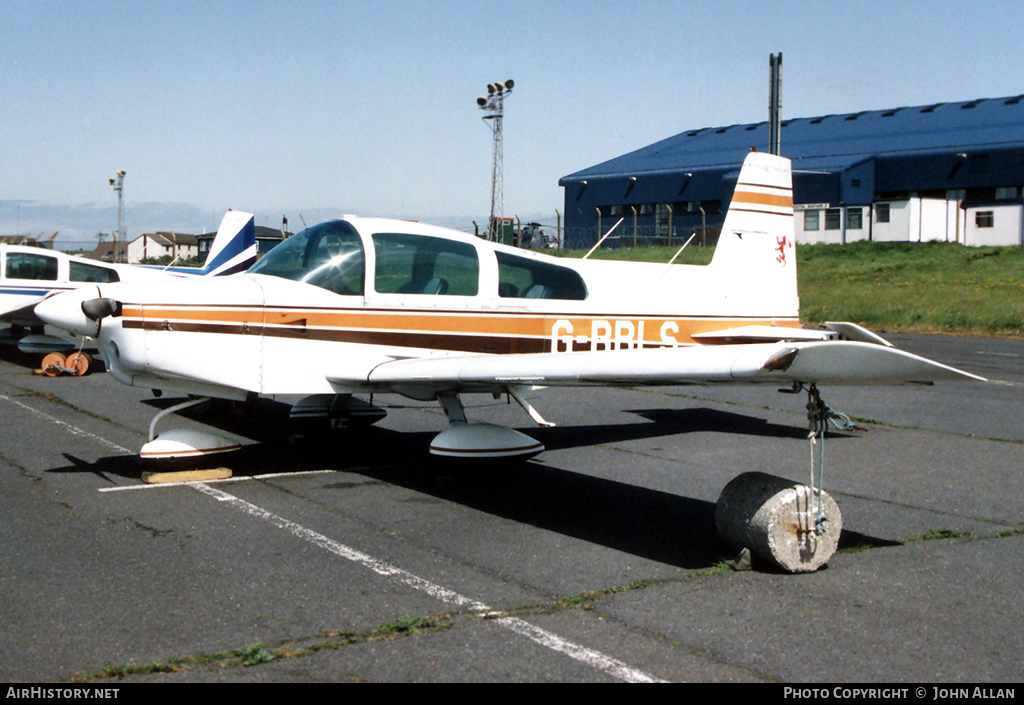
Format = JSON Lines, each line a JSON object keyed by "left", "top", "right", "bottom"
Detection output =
{"left": 708, "top": 150, "right": 799, "bottom": 318}
{"left": 199, "top": 211, "right": 258, "bottom": 276}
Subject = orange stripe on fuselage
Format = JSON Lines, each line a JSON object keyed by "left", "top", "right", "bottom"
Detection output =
{"left": 121, "top": 304, "right": 801, "bottom": 351}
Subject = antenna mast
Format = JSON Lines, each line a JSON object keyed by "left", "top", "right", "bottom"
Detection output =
{"left": 477, "top": 79, "right": 514, "bottom": 241}
{"left": 769, "top": 53, "right": 782, "bottom": 155}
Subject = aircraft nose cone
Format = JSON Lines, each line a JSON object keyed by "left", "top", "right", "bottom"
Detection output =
{"left": 34, "top": 286, "right": 102, "bottom": 338}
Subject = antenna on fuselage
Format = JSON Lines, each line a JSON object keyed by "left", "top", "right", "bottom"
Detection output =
{"left": 657, "top": 232, "right": 698, "bottom": 279}
{"left": 582, "top": 218, "right": 623, "bottom": 259}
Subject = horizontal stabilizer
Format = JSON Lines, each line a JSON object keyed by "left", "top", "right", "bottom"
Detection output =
{"left": 693, "top": 322, "right": 898, "bottom": 346}
{"left": 823, "top": 321, "right": 894, "bottom": 347}
{"left": 774, "top": 340, "right": 985, "bottom": 385}
{"left": 692, "top": 326, "right": 838, "bottom": 343}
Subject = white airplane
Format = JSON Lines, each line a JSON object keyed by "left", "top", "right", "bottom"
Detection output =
{"left": 34, "top": 151, "right": 988, "bottom": 570}
{"left": 1, "top": 210, "right": 258, "bottom": 366}
{"left": 35, "top": 151, "right": 982, "bottom": 461}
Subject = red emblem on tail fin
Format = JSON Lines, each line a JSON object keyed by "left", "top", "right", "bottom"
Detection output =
{"left": 775, "top": 236, "right": 788, "bottom": 266}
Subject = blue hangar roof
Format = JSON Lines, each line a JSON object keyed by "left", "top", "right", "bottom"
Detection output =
{"left": 559, "top": 95, "right": 1024, "bottom": 208}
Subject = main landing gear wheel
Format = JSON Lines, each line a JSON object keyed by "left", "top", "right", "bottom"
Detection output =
{"left": 430, "top": 391, "right": 545, "bottom": 461}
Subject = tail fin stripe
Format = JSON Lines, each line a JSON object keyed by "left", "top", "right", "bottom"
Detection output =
{"left": 201, "top": 212, "right": 258, "bottom": 276}
{"left": 735, "top": 181, "right": 791, "bottom": 191}
{"left": 729, "top": 208, "right": 792, "bottom": 218}
{"left": 731, "top": 192, "right": 793, "bottom": 209}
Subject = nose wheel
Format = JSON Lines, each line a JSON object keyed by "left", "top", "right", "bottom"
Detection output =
{"left": 140, "top": 397, "right": 241, "bottom": 462}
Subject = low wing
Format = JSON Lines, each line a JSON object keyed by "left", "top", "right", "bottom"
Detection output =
{"left": 0, "top": 299, "right": 47, "bottom": 325}
{"left": 327, "top": 340, "right": 984, "bottom": 397}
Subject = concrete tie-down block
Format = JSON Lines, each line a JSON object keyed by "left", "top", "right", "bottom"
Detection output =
{"left": 716, "top": 472, "right": 842, "bottom": 573}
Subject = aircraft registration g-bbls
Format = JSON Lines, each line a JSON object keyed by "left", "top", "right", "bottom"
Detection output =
{"left": 1, "top": 210, "right": 257, "bottom": 369}
{"left": 35, "top": 151, "right": 984, "bottom": 569}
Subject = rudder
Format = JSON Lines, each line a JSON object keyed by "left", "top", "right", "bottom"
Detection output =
{"left": 201, "top": 211, "right": 258, "bottom": 276}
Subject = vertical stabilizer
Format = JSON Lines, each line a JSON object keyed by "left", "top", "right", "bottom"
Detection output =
{"left": 201, "top": 211, "right": 258, "bottom": 276}
{"left": 709, "top": 151, "right": 798, "bottom": 318}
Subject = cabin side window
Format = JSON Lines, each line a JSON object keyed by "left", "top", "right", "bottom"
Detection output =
{"left": 70, "top": 261, "right": 119, "bottom": 283}
{"left": 5, "top": 252, "right": 58, "bottom": 281}
{"left": 372, "top": 233, "right": 479, "bottom": 297}
{"left": 496, "top": 252, "right": 587, "bottom": 300}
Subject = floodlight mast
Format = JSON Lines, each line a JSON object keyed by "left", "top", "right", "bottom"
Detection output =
{"left": 108, "top": 170, "right": 126, "bottom": 263}
{"left": 477, "top": 79, "right": 514, "bottom": 241}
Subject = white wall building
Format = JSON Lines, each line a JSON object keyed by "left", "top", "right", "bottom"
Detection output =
{"left": 795, "top": 195, "right": 1023, "bottom": 246}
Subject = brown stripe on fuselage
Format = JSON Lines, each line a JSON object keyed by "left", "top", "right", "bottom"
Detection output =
{"left": 120, "top": 304, "right": 801, "bottom": 354}
{"left": 124, "top": 317, "right": 549, "bottom": 353}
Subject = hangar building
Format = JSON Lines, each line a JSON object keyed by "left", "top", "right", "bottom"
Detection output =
{"left": 558, "top": 95, "right": 1024, "bottom": 248}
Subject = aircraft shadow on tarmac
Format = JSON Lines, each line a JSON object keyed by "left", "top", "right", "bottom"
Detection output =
{"left": 0, "top": 342, "right": 46, "bottom": 370}
{"left": 545, "top": 407, "right": 823, "bottom": 449}
{"left": 46, "top": 397, "right": 888, "bottom": 572}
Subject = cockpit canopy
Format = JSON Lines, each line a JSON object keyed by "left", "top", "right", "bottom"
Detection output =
{"left": 249, "top": 219, "right": 586, "bottom": 301}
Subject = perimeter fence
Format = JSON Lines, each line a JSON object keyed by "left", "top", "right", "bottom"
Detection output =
{"left": 559, "top": 225, "right": 723, "bottom": 253}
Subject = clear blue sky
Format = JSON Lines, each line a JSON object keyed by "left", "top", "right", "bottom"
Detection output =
{"left": 2, "top": 0, "right": 1022, "bottom": 247}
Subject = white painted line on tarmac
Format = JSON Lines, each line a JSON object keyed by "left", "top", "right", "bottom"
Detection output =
{"left": 0, "top": 393, "right": 391, "bottom": 492}
{"left": 986, "top": 379, "right": 1024, "bottom": 388}
{"left": 98, "top": 468, "right": 346, "bottom": 492}
{"left": 189, "top": 481, "right": 667, "bottom": 683}
{"left": 6, "top": 389, "right": 664, "bottom": 680}
{"left": 0, "top": 392, "right": 133, "bottom": 454}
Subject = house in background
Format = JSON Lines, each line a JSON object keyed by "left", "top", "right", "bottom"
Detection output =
{"left": 85, "top": 240, "right": 128, "bottom": 263}
{"left": 196, "top": 224, "right": 291, "bottom": 260}
{"left": 127, "top": 232, "right": 199, "bottom": 264}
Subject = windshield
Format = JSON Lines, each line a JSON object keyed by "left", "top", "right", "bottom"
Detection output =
{"left": 249, "top": 220, "right": 365, "bottom": 296}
